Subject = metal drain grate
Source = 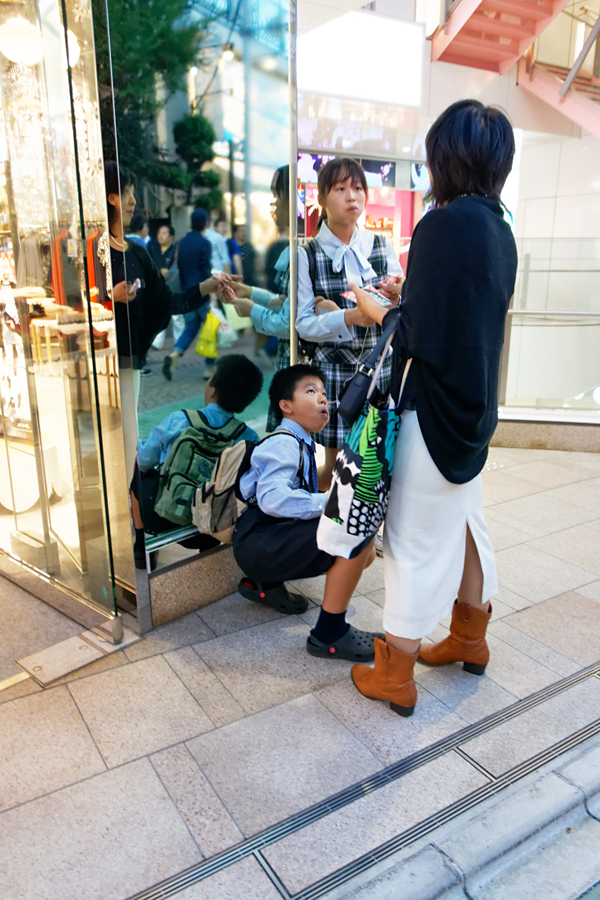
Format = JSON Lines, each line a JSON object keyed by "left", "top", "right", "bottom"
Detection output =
{"left": 128, "top": 662, "right": 600, "bottom": 900}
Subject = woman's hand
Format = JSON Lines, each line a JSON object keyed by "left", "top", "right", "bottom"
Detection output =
{"left": 348, "top": 283, "right": 386, "bottom": 326}
{"left": 377, "top": 275, "right": 404, "bottom": 306}
{"left": 314, "top": 295, "right": 338, "bottom": 314}
{"left": 112, "top": 281, "right": 136, "bottom": 304}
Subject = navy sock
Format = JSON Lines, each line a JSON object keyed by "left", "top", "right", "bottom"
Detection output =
{"left": 311, "top": 609, "right": 349, "bottom": 645}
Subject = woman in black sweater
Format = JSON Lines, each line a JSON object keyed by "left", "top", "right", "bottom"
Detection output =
{"left": 350, "top": 100, "right": 518, "bottom": 717}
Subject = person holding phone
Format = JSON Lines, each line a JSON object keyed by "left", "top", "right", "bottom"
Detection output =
{"left": 295, "top": 158, "right": 402, "bottom": 489}
{"left": 349, "top": 100, "right": 518, "bottom": 718}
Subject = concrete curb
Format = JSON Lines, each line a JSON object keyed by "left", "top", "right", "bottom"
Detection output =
{"left": 328, "top": 734, "right": 600, "bottom": 900}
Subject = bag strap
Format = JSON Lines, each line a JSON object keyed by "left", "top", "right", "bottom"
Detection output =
{"left": 184, "top": 409, "right": 205, "bottom": 429}
{"left": 304, "top": 240, "right": 318, "bottom": 295}
{"left": 258, "top": 429, "right": 309, "bottom": 491}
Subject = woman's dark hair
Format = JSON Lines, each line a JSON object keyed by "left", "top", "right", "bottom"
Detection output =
{"left": 210, "top": 354, "right": 263, "bottom": 414}
{"left": 269, "top": 364, "right": 325, "bottom": 424}
{"left": 425, "top": 100, "right": 514, "bottom": 207}
{"left": 104, "top": 161, "right": 137, "bottom": 230}
{"left": 316, "top": 157, "right": 368, "bottom": 230}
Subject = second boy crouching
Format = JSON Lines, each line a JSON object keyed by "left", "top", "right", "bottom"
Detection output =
{"left": 233, "top": 365, "right": 381, "bottom": 662}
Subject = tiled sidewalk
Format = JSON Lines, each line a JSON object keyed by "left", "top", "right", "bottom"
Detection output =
{"left": 1, "top": 447, "right": 599, "bottom": 900}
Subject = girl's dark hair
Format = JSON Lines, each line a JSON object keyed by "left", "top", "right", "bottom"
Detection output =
{"left": 104, "top": 161, "right": 137, "bottom": 230}
{"left": 269, "top": 364, "right": 325, "bottom": 423}
{"left": 316, "top": 157, "right": 368, "bottom": 230}
{"left": 271, "top": 165, "right": 289, "bottom": 202}
{"left": 425, "top": 100, "right": 514, "bottom": 207}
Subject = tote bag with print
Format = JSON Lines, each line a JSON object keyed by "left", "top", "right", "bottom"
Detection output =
{"left": 317, "top": 359, "right": 412, "bottom": 560}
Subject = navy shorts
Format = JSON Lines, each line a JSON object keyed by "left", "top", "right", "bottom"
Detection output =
{"left": 233, "top": 506, "right": 335, "bottom": 584}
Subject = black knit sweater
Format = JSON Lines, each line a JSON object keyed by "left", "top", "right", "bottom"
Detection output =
{"left": 386, "top": 195, "right": 518, "bottom": 484}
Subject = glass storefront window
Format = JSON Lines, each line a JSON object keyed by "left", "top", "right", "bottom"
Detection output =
{"left": 0, "top": 0, "right": 126, "bottom": 617}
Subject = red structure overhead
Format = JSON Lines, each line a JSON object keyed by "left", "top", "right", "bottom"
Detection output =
{"left": 431, "top": 0, "right": 571, "bottom": 74}
{"left": 517, "top": 57, "right": 600, "bottom": 140}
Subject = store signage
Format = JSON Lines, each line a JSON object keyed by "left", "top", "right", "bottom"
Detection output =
{"left": 298, "top": 12, "right": 424, "bottom": 108}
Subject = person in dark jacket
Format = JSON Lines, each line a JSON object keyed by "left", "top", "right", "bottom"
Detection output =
{"left": 162, "top": 208, "right": 214, "bottom": 381}
{"left": 349, "top": 100, "right": 518, "bottom": 718}
{"left": 103, "top": 165, "right": 218, "bottom": 380}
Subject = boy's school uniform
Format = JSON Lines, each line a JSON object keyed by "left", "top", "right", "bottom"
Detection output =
{"left": 137, "top": 403, "right": 258, "bottom": 472}
{"left": 233, "top": 419, "right": 335, "bottom": 584}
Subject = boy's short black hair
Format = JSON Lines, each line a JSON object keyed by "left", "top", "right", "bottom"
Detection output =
{"left": 129, "top": 210, "right": 147, "bottom": 234}
{"left": 269, "top": 364, "right": 325, "bottom": 424}
{"left": 426, "top": 100, "right": 515, "bottom": 207}
{"left": 210, "top": 354, "right": 263, "bottom": 414}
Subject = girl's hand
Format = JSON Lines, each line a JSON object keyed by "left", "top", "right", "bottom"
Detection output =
{"left": 232, "top": 297, "right": 254, "bottom": 318}
{"left": 348, "top": 282, "right": 386, "bottom": 325}
{"left": 314, "top": 295, "right": 338, "bottom": 313}
{"left": 377, "top": 275, "right": 404, "bottom": 306}
{"left": 112, "top": 281, "right": 136, "bottom": 303}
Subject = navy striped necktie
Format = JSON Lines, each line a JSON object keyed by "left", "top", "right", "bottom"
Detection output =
{"left": 306, "top": 443, "right": 319, "bottom": 494}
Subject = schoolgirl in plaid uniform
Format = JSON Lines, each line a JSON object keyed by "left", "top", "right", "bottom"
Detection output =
{"left": 296, "top": 158, "right": 402, "bottom": 480}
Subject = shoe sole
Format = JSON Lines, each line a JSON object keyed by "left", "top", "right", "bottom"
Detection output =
{"left": 418, "top": 657, "right": 487, "bottom": 676}
{"left": 306, "top": 641, "right": 375, "bottom": 662}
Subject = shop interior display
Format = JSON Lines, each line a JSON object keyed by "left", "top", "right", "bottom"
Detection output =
{"left": 0, "top": 0, "right": 117, "bottom": 613}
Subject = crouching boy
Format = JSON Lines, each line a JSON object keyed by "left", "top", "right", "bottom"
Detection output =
{"left": 233, "top": 365, "right": 380, "bottom": 661}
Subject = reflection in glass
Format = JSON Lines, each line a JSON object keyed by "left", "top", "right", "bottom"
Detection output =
{"left": 0, "top": 0, "right": 121, "bottom": 613}
{"left": 96, "top": 0, "right": 292, "bottom": 560}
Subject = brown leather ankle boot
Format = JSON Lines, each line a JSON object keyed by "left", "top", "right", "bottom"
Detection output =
{"left": 418, "top": 601, "right": 491, "bottom": 675}
{"left": 352, "top": 638, "right": 418, "bottom": 717}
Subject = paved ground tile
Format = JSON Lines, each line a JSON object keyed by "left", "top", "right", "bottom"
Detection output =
{"left": 503, "top": 592, "right": 600, "bottom": 666}
{"left": 69, "top": 656, "right": 213, "bottom": 767}
{"left": 186, "top": 694, "right": 382, "bottom": 835}
{"left": 494, "top": 544, "right": 596, "bottom": 603}
{"left": 528, "top": 524, "right": 600, "bottom": 577}
{"left": 490, "top": 493, "right": 598, "bottom": 534}
{"left": 175, "top": 858, "right": 281, "bottom": 900}
{"left": 0, "top": 758, "right": 200, "bottom": 900}
{"left": 483, "top": 633, "right": 561, "bottom": 698}
{"left": 151, "top": 744, "right": 243, "bottom": 857}
{"left": 0, "top": 686, "right": 105, "bottom": 810}
{"left": 414, "top": 663, "right": 519, "bottom": 724}
{"left": 316, "top": 678, "right": 467, "bottom": 766}
{"left": 164, "top": 646, "right": 245, "bottom": 727}
{"left": 460, "top": 677, "right": 600, "bottom": 775}
{"left": 488, "top": 620, "right": 581, "bottom": 677}
{"left": 124, "top": 611, "right": 215, "bottom": 662}
{"left": 196, "top": 589, "right": 283, "bottom": 636}
{"left": 263, "top": 750, "right": 488, "bottom": 894}
{"left": 193, "top": 616, "right": 350, "bottom": 715}
{"left": 0, "top": 577, "right": 82, "bottom": 680}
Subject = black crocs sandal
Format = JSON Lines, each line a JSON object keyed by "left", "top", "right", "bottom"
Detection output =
{"left": 306, "top": 625, "right": 384, "bottom": 662}
{"left": 237, "top": 579, "right": 309, "bottom": 615}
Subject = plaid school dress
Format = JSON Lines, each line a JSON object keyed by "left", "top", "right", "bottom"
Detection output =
{"left": 304, "top": 233, "right": 392, "bottom": 448}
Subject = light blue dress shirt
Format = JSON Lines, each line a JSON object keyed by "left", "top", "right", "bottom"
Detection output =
{"left": 239, "top": 418, "right": 326, "bottom": 520}
{"left": 296, "top": 223, "right": 402, "bottom": 344}
{"left": 137, "top": 403, "right": 258, "bottom": 472}
{"left": 248, "top": 246, "right": 290, "bottom": 338}
{"left": 250, "top": 289, "right": 290, "bottom": 338}
{"left": 205, "top": 229, "right": 231, "bottom": 271}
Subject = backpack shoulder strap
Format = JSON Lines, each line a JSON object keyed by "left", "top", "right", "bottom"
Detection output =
{"left": 303, "top": 239, "right": 318, "bottom": 294}
{"left": 260, "top": 430, "right": 308, "bottom": 491}
{"left": 184, "top": 409, "right": 205, "bottom": 429}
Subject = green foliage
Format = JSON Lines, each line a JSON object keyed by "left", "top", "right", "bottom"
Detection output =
{"left": 92, "top": 0, "right": 207, "bottom": 183}
{"left": 174, "top": 114, "right": 223, "bottom": 208}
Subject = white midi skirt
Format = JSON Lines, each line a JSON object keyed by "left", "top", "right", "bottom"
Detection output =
{"left": 383, "top": 411, "right": 498, "bottom": 640}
